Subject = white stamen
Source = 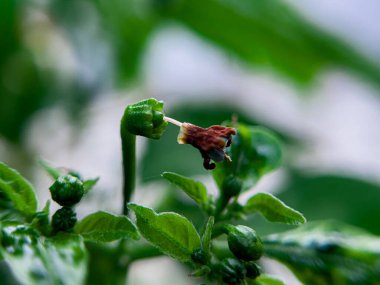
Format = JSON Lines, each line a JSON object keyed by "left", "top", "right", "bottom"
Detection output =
{"left": 164, "top": 116, "right": 183, "bottom": 127}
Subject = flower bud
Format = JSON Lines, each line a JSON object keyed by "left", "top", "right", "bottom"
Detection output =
{"left": 122, "top": 98, "right": 167, "bottom": 139}
{"left": 51, "top": 207, "right": 77, "bottom": 232}
{"left": 225, "top": 225, "right": 263, "bottom": 261}
{"left": 49, "top": 175, "right": 84, "bottom": 207}
{"left": 221, "top": 175, "right": 242, "bottom": 198}
{"left": 245, "top": 261, "right": 261, "bottom": 279}
{"left": 191, "top": 248, "right": 208, "bottom": 265}
{"left": 218, "top": 258, "right": 246, "bottom": 285}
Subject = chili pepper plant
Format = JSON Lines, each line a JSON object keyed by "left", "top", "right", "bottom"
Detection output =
{"left": 1, "top": 98, "right": 379, "bottom": 285}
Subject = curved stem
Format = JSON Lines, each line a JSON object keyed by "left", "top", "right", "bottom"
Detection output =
{"left": 120, "top": 115, "right": 136, "bottom": 215}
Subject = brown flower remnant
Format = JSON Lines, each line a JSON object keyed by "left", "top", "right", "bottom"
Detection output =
{"left": 177, "top": 123, "right": 236, "bottom": 170}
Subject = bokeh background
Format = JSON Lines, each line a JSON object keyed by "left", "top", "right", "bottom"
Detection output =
{"left": 1, "top": 0, "right": 380, "bottom": 284}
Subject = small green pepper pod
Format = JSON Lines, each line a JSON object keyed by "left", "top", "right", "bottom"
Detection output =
{"left": 51, "top": 207, "right": 77, "bottom": 232}
{"left": 224, "top": 224, "right": 263, "bottom": 261}
{"left": 49, "top": 175, "right": 84, "bottom": 207}
{"left": 218, "top": 258, "right": 246, "bottom": 285}
{"left": 122, "top": 98, "right": 168, "bottom": 139}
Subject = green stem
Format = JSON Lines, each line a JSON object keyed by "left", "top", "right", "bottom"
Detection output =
{"left": 120, "top": 115, "right": 136, "bottom": 215}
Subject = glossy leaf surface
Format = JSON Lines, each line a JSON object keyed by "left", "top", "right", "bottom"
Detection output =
{"left": 128, "top": 203, "right": 201, "bottom": 262}
{"left": 0, "top": 162, "right": 37, "bottom": 217}
{"left": 75, "top": 211, "right": 139, "bottom": 242}
{"left": 162, "top": 172, "right": 208, "bottom": 208}
{"left": 244, "top": 192, "right": 306, "bottom": 225}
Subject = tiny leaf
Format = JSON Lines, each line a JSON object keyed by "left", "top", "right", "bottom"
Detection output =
{"left": 128, "top": 203, "right": 201, "bottom": 262}
{"left": 251, "top": 274, "right": 285, "bottom": 285}
{"left": 38, "top": 160, "right": 62, "bottom": 179}
{"left": 244, "top": 192, "right": 306, "bottom": 225}
{"left": 0, "top": 162, "right": 37, "bottom": 217}
{"left": 75, "top": 211, "right": 139, "bottom": 242}
{"left": 83, "top": 177, "right": 99, "bottom": 193}
{"left": 202, "top": 216, "right": 214, "bottom": 254}
{"left": 162, "top": 172, "right": 208, "bottom": 208}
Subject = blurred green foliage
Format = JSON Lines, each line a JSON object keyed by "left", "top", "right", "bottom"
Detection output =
{"left": 2, "top": 0, "right": 380, "bottom": 143}
{"left": 265, "top": 221, "right": 380, "bottom": 285}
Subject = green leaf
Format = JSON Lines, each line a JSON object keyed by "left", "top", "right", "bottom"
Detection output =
{"left": 82, "top": 177, "right": 99, "bottom": 193}
{"left": 38, "top": 160, "right": 62, "bottom": 180}
{"left": 213, "top": 124, "right": 282, "bottom": 192}
{"left": 75, "top": 211, "right": 139, "bottom": 242}
{"left": 251, "top": 274, "right": 285, "bottom": 285}
{"left": 0, "top": 223, "right": 87, "bottom": 285}
{"left": 201, "top": 216, "right": 214, "bottom": 254}
{"left": 128, "top": 203, "right": 201, "bottom": 262}
{"left": 276, "top": 172, "right": 380, "bottom": 235}
{"left": 0, "top": 162, "right": 37, "bottom": 217}
{"left": 264, "top": 221, "right": 380, "bottom": 285}
{"left": 31, "top": 200, "right": 51, "bottom": 235}
{"left": 162, "top": 172, "right": 207, "bottom": 208}
{"left": 244, "top": 192, "right": 306, "bottom": 225}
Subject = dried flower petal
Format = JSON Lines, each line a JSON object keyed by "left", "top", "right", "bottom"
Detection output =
{"left": 178, "top": 123, "right": 236, "bottom": 170}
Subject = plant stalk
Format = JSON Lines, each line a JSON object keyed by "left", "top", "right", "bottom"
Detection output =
{"left": 120, "top": 115, "right": 136, "bottom": 215}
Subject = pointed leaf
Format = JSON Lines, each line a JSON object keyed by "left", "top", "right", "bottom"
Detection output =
{"left": 244, "top": 192, "right": 306, "bottom": 225}
{"left": 75, "top": 211, "right": 139, "bottom": 242}
{"left": 202, "top": 216, "right": 214, "bottom": 254}
{"left": 83, "top": 177, "right": 99, "bottom": 193}
{"left": 38, "top": 160, "right": 62, "bottom": 179}
{"left": 251, "top": 275, "right": 285, "bottom": 285}
{"left": 0, "top": 162, "right": 37, "bottom": 217}
{"left": 128, "top": 203, "right": 201, "bottom": 262}
{"left": 162, "top": 172, "right": 208, "bottom": 208}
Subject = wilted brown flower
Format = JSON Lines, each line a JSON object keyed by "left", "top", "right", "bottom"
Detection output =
{"left": 177, "top": 123, "right": 236, "bottom": 170}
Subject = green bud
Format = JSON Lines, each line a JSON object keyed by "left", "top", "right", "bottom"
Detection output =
{"left": 49, "top": 175, "right": 84, "bottom": 207}
{"left": 191, "top": 248, "right": 208, "bottom": 265}
{"left": 218, "top": 258, "right": 246, "bottom": 285}
{"left": 221, "top": 175, "right": 242, "bottom": 198}
{"left": 122, "top": 98, "right": 168, "bottom": 139}
{"left": 51, "top": 207, "right": 77, "bottom": 232}
{"left": 245, "top": 261, "right": 261, "bottom": 279}
{"left": 225, "top": 225, "right": 263, "bottom": 261}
